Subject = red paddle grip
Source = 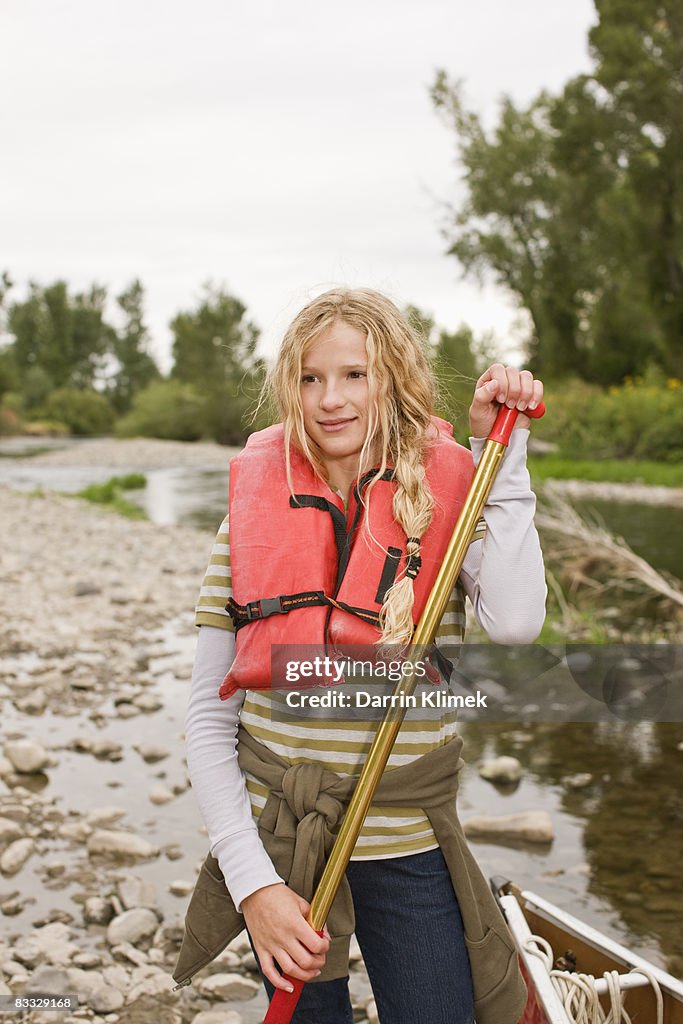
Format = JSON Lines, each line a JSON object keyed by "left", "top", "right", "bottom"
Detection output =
{"left": 488, "top": 401, "right": 546, "bottom": 446}
{"left": 261, "top": 929, "right": 327, "bottom": 1024}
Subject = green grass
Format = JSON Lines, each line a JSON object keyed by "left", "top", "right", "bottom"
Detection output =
{"left": 74, "top": 473, "right": 147, "bottom": 519}
{"left": 0, "top": 446, "right": 54, "bottom": 459}
{"left": 528, "top": 456, "right": 683, "bottom": 487}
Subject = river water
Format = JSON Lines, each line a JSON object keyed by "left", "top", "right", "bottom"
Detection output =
{"left": 1, "top": 438, "right": 682, "bottom": 982}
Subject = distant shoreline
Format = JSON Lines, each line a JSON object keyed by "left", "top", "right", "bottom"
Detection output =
{"left": 2, "top": 436, "right": 682, "bottom": 507}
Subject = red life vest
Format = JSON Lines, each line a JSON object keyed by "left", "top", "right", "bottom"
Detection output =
{"left": 218, "top": 416, "right": 475, "bottom": 699}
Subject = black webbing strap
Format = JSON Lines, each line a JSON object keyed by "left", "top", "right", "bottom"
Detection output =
{"left": 226, "top": 592, "right": 327, "bottom": 631}
{"left": 375, "top": 546, "right": 402, "bottom": 603}
{"left": 225, "top": 592, "right": 382, "bottom": 632}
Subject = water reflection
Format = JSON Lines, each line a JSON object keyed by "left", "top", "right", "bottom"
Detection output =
{"left": 125, "top": 468, "right": 229, "bottom": 529}
{"left": 464, "top": 720, "right": 683, "bottom": 976}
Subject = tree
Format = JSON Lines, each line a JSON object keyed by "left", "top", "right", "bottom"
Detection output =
{"left": 588, "top": 0, "right": 683, "bottom": 375}
{"left": 405, "top": 303, "right": 490, "bottom": 441}
{"left": 0, "top": 272, "right": 17, "bottom": 402}
{"left": 8, "top": 280, "right": 115, "bottom": 402}
{"left": 110, "top": 279, "right": 160, "bottom": 413}
{"left": 170, "top": 283, "right": 265, "bottom": 443}
{"left": 431, "top": 0, "right": 683, "bottom": 383}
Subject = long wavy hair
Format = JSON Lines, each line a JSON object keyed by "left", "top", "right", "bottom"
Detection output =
{"left": 260, "top": 287, "right": 439, "bottom": 645}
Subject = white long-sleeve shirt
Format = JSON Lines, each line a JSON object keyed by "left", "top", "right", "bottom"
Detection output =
{"left": 185, "top": 430, "right": 546, "bottom": 910}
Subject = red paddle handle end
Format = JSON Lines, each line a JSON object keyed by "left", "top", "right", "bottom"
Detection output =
{"left": 261, "top": 928, "right": 327, "bottom": 1024}
{"left": 488, "top": 401, "right": 546, "bottom": 446}
{"left": 262, "top": 976, "right": 306, "bottom": 1024}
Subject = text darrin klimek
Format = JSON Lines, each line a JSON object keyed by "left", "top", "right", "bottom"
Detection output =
{"left": 284, "top": 690, "right": 489, "bottom": 709}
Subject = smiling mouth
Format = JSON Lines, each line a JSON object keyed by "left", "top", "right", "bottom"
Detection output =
{"left": 318, "top": 418, "right": 356, "bottom": 431}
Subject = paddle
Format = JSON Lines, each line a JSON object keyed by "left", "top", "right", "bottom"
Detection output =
{"left": 262, "top": 400, "right": 546, "bottom": 1024}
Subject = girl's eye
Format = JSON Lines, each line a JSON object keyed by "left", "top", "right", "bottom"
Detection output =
{"left": 301, "top": 374, "right": 318, "bottom": 384}
{"left": 349, "top": 371, "right": 367, "bottom": 379}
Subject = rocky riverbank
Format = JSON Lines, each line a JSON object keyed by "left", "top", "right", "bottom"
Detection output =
{"left": 0, "top": 437, "right": 238, "bottom": 470}
{"left": 0, "top": 486, "right": 382, "bottom": 1024}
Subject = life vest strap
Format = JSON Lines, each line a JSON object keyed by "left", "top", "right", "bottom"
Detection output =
{"left": 226, "top": 593, "right": 382, "bottom": 632}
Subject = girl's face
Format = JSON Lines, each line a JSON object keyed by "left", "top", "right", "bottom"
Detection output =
{"left": 300, "top": 320, "right": 372, "bottom": 484}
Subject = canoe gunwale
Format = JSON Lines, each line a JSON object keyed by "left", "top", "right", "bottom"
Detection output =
{"left": 517, "top": 889, "right": 683, "bottom": 1003}
{"left": 493, "top": 880, "right": 683, "bottom": 1023}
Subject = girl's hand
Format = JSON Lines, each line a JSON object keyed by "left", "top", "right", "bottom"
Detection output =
{"left": 469, "top": 364, "right": 544, "bottom": 439}
{"left": 241, "top": 882, "right": 330, "bottom": 992}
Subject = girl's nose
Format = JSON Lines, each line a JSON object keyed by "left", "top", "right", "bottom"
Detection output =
{"left": 320, "top": 382, "right": 345, "bottom": 410}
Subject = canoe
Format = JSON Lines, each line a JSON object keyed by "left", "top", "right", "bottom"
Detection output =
{"left": 491, "top": 877, "right": 683, "bottom": 1024}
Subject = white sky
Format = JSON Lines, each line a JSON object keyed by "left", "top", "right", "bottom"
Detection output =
{"left": 2, "top": 0, "right": 595, "bottom": 371}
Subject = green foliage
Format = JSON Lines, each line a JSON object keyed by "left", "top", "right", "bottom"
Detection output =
{"left": 531, "top": 375, "right": 683, "bottom": 462}
{"left": 19, "top": 366, "right": 54, "bottom": 411}
{"left": 8, "top": 281, "right": 115, "bottom": 392}
{"left": 115, "top": 379, "right": 206, "bottom": 441}
{"left": 3, "top": 275, "right": 161, "bottom": 420}
{"left": 0, "top": 346, "right": 18, "bottom": 401}
{"left": 37, "top": 387, "right": 115, "bottom": 436}
{"left": 75, "top": 474, "right": 147, "bottom": 520}
{"left": 529, "top": 455, "right": 683, "bottom": 487}
{"left": 170, "top": 283, "right": 266, "bottom": 443}
{"left": 109, "top": 279, "right": 161, "bottom": 413}
{"left": 404, "top": 303, "right": 491, "bottom": 443}
{"left": 431, "top": 0, "right": 683, "bottom": 383}
{"left": 0, "top": 407, "right": 21, "bottom": 436}
{"left": 432, "top": 325, "right": 481, "bottom": 442}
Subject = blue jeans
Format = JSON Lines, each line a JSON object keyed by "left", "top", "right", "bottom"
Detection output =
{"left": 254, "top": 846, "right": 475, "bottom": 1024}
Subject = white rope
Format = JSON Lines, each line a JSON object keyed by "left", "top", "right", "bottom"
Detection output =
{"left": 524, "top": 934, "right": 664, "bottom": 1024}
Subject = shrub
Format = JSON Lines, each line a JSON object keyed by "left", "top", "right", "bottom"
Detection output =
{"left": 36, "top": 388, "right": 115, "bottom": 436}
{"left": 115, "top": 380, "right": 206, "bottom": 441}
{"left": 0, "top": 406, "right": 22, "bottom": 436}
{"left": 531, "top": 377, "right": 683, "bottom": 463}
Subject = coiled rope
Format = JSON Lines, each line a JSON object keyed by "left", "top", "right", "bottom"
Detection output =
{"left": 525, "top": 934, "right": 663, "bottom": 1024}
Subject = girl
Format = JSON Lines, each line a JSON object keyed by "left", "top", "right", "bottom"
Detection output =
{"left": 182, "top": 288, "right": 546, "bottom": 1024}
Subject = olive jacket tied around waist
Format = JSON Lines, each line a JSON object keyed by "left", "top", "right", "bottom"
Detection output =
{"left": 172, "top": 725, "right": 527, "bottom": 1024}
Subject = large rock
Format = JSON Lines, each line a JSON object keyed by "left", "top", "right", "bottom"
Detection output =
{"left": 0, "top": 838, "right": 35, "bottom": 874}
{"left": 126, "top": 966, "right": 173, "bottom": 1002}
{"left": 101, "top": 963, "right": 130, "bottom": 993}
{"left": 85, "top": 806, "right": 126, "bottom": 826}
{"left": 135, "top": 743, "right": 170, "bottom": 763}
{"left": 0, "top": 817, "right": 23, "bottom": 844}
{"left": 58, "top": 820, "right": 92, "bottom": 842}
{"left": 169, "top": 879, "right": 194, "bottom": 898}
{"left": 14, "top": 924, "right": 77, "bottom": 968}
{"left": 463, "top": 811, "right": 554, "bottom": 844}
{"left": 149, "top": 784, "right": 174, "bottom": 805}
{"left": 66, "top": 967, "right": 125, "bottom": 1012}
{"left": 197, "top": 973, "right": 260, "bottom": 1000}
{"left": 118, "top": 875, "right": 158, "bottom": 910}
{"left": 133, "top": 693, "right": 163, "bottom": 712}
{"left": 111, "top": 941, "right": 148, "bottom": 966}
{"left": 107, "top": 908, "right": 159, "bottom": 946}
{"left": 87, "top": 830, "right": 158, "bottom": 859}
{"left": 4, "top": 739, "right": 50, "bottom": 774}
{"left": 26, "top": 965, "right": 70, "bottom": 994}
{"left": 83, "top": 896, "right": 115, "bottom": 926}
{"left": 478, "top": 756, "right": 523, "bottom": 784}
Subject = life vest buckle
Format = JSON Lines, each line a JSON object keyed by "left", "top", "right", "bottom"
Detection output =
{"left": 248, "top": 596, "right": 286, "bottom": 619}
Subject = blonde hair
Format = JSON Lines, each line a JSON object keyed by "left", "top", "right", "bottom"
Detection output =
{"left": 260, "top": 287, "right": 439, "bottom": 646}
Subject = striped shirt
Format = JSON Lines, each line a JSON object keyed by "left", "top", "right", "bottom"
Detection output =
{"left": 195, "top": 513, "right": 485, "bottom": 858}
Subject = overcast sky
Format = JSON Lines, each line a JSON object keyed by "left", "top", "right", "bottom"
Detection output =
{"left": 2, "top": 0, "right": 595, "bottom": 370}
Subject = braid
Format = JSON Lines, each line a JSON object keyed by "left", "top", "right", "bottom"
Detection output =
{"left": 377, "top": 440, "right": 434, "bottom": 646}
